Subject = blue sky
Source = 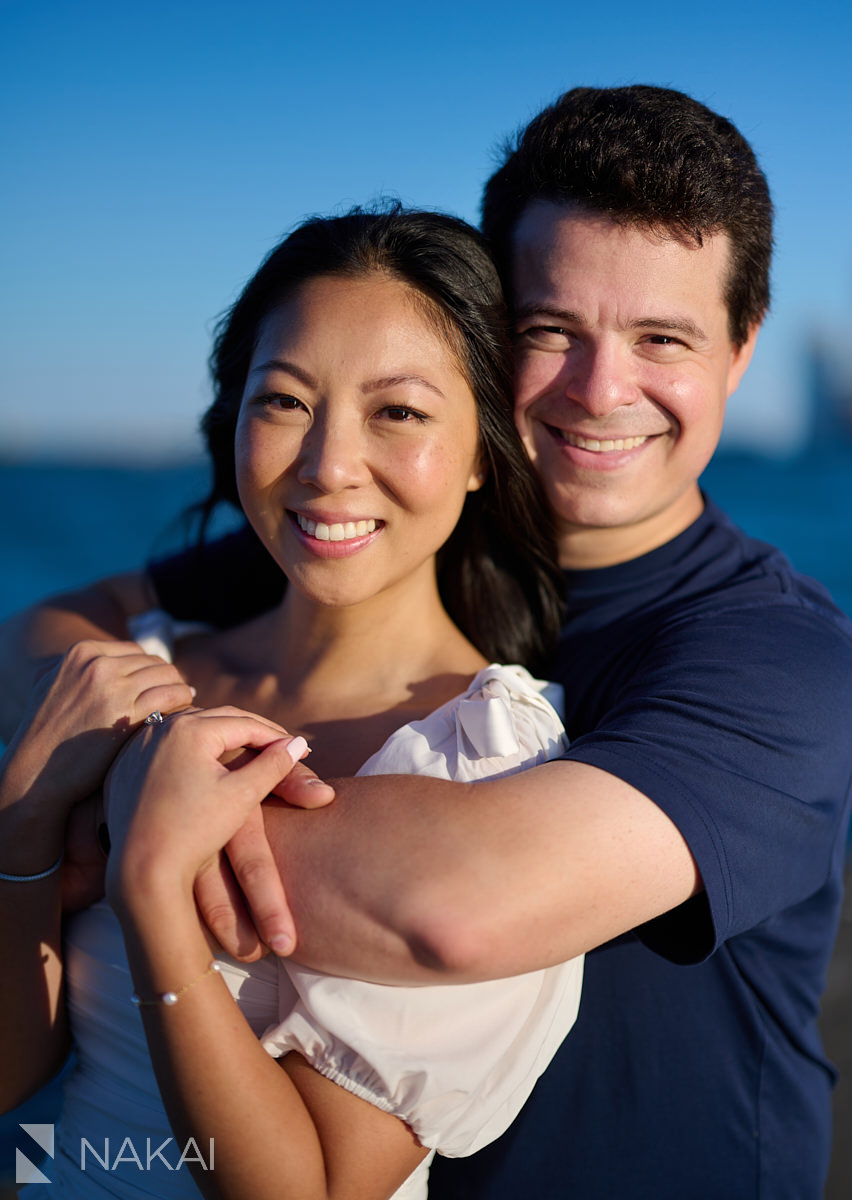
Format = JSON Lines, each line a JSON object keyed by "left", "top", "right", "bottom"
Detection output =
{"left": 2, "top": 0, "right": 851, "bottom": 460}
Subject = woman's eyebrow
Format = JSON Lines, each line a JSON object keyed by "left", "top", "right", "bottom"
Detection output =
{"left": 249, "top": 359, "right": 317, "bottom": 387}
{"left": 361, "top": 374, "right": 446, "bottom": 398}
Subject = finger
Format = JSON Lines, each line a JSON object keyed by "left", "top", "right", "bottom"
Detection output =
{"left": 130, "top": 680, "right": 197, "bottom": 723}
{"left": 271, "top": 761, "right": 336, "bottom": 809}
{"left": 221, "top": 737, "right": 308, "bottom": 807}
{"left": 67, "top": 638, "right": 155, "bottom": 657}
{"left": 171, "top": 711, "right": 297, "bottom": 757}
{"left": 194, "top": 853, "right": 268, "bottom": 962}
{"left": 222, "top": 808, "right": 297, "bottom": 957}
{"left": 192, "top": 705, "right": 294, "bottom": 738}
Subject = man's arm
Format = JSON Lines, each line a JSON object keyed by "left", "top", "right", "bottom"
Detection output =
{"left": 246, "top": 761, "right": 701, "bottom": 985}
{"left": 0, "top": 572, "right": 154, "bottom": 741}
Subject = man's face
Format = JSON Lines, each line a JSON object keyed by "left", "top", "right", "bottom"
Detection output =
{"left": 511, "top": 202, "right": 758, "bottom": 568}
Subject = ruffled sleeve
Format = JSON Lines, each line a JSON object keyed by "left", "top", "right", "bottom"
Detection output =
{"left": 260, "top": 665, "right": 583, "bottom": 1158}
{"left": 128, "top": 609, "right": 210, "bottom": 664}
{"left": 357, "top": 663, "right": 567, "bottom": 783}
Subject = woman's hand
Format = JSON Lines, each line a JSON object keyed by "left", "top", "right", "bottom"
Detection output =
{"left": 103, "top": 707, "right": 307, "bottom": 916}
{"left": 2, "top": 639, "right": 195, "bottom": 822}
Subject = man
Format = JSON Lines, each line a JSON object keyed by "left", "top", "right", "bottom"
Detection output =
{"left": 3, "top": 86, "right": 852, "bottom": 1198}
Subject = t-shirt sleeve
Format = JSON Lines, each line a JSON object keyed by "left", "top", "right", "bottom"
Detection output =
{"left": 258, "top": 665, "right": 584, "bottom": 1157}
{"left": 147, "top": 525, "right": 284, "bottom": 628}
{"left": 563, "top": 602, "right": 852, "bottom": 963}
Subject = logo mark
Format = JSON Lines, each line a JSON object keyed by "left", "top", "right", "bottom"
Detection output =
{"left": 16, "top": 1123, "right": 55, "bottom": 1185}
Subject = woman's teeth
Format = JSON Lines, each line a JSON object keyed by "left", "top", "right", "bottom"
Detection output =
{"left": 296, "top": 515, "right": 377, "bottom": 542}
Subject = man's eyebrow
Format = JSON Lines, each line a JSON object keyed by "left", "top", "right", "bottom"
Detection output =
{"left": 631, "top": 317, "right": 708, "bottom": 341}
{"left": 248, "top": 359, "right": 317, "bottom": 387}
{"left": 513, "top": 307, "right": 710, "bottom": 343}
{"left": 513, "top": 304, "right": 585, "bottom": 325}
{"left": 361, "top": 374, "right": 446, "bottom": 398}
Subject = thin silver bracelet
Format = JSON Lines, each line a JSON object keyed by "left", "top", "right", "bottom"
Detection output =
{"left": 0, "top": 852, "right": 64, "bottom": 883}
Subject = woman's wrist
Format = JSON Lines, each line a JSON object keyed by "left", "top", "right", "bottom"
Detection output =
{"left": 0, "top": 760, "right": 68, "bottom": 873}
{"left": 107, "top": 845, "right": 196, "bottom": 928}
{"left": 0, "top": 731, "right": 80, "bottom": 823}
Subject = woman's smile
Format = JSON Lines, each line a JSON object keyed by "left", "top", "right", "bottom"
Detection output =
{"left": 289, "top": 510, "right": 384, "bottom": 558}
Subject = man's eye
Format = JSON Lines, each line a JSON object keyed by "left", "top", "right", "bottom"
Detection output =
{"left": 643, "top": 335, "right": 688, "bottom": 349}
{"left": 517, "top": 325, "right": 570, "bottom": 348}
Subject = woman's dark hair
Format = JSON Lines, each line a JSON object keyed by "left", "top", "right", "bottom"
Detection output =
{"left": 482, "top": 85, "right": 773, "bottom": 346}
{"left": 197, "top": 203, "right": 563, "bottom": 672}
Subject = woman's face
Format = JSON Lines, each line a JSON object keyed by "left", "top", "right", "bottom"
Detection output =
{"left": 234, "top": 272, "right": 483, "bottom": 609}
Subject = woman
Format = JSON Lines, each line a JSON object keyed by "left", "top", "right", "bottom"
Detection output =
{"left": 0, "top": 207, "right": 583, "bottom": 1199}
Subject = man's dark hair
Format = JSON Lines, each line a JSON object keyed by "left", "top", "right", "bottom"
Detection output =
{"left": 481, "top": 85, "right": 773, "bottom": 346}
{"left": 197, "top": 203, "right": 563, "bottom": 672}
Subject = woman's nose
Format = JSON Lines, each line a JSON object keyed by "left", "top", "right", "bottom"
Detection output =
{"left": 296, "top": 417, "right": 372, "bottom": 492}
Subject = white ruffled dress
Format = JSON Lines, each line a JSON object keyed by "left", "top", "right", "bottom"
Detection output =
{"left": 43, "top": 613, "right": 584, "bottom": 1199}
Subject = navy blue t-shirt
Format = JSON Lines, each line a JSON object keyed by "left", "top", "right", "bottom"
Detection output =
{"left": 150, "top": 498, "right": 852, "bottom": 1199}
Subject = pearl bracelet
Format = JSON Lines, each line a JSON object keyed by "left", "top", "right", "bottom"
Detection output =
{"left": 131, "top": 960, "right": 223, "bottom": 1007}
{"left": 0, "top": 853, "right": 64, "bottom": 883}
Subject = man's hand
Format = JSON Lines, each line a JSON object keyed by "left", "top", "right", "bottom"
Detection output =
{"left": 195, "top": 762, "right": 335, "bottom": 960}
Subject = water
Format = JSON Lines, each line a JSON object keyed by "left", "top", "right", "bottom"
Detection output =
{"left": 1, "top": 448, "right": 851, "bottom": 620}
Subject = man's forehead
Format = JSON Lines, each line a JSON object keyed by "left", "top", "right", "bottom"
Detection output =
{"left": 508, "top": 199, "right": 732, "bottom": 319}
{"left": 511, "top": 199, "right": 710, "bottom": 262}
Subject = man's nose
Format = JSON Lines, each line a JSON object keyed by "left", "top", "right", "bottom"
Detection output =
{"left": 565, "top": 343, "right": 637, "bottom": 417}
{"left": 296, "top": 418, "right": 371, "bottom": 492}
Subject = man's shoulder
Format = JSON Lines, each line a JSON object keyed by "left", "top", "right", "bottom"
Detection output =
{"left": 643, "top": 496, "right": 851, "bottom": 641}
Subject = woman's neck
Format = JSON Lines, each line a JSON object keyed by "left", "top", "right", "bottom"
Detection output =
{"left": 272, "top": 565, "right": 482, "bottom": 693}
{"left": 178, "top": 566, "right": 487, "bottom": 777}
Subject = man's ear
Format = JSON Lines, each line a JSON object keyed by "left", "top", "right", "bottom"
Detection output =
{"left": 726, "top": 322, "right": 761, "bottom": 397}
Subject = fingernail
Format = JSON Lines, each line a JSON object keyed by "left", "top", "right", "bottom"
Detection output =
{"left": 189, "top": 686, "right": 197, "bottom": 698}
{"left": 285, "top": 736, "right": 308, "bottom": 764}
{"left": 269, "top": 934, "right": 294, "bottom": 956}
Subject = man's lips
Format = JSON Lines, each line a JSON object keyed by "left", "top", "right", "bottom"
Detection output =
{"left": 551, "top": 429, "right": 651, "bottom": 452}
{"left": 541, "top": 424, "right": 665, "bottom": 469}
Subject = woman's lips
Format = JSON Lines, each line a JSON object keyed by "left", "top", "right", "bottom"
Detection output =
{"left": 288, "top": 511, "right": 384, "bottom": 558}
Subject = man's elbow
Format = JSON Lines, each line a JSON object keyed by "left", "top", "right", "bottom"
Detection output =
{"left": 403, "top": 905, "right": 506, "bottom": 982}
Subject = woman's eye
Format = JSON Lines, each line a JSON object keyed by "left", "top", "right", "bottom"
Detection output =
{"left": 380, "top": 406, "right": 427, "bottom": 423}
{"left": 260, "top": 394, "right": 306, "bottom": 413}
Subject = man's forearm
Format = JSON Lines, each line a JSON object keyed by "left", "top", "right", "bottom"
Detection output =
{"left": 263, "top": 762, "right": 701, "bottom": 985}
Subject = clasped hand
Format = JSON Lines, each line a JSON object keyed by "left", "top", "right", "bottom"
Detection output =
{"left": 2, "top": 639, "right": 336, "bottom": 956}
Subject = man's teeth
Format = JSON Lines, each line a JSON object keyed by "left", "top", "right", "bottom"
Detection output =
{"left": 564, "top": 433, "right": 649, "bottom": 452}
{"left": 296, "top": 515, "right": 377, "bottom": 541}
